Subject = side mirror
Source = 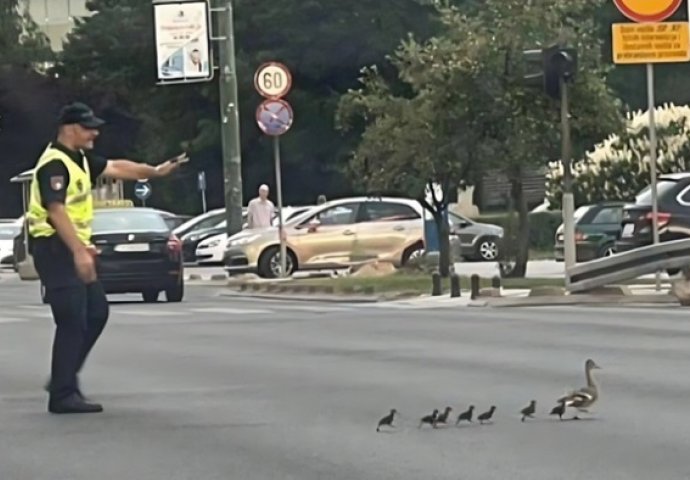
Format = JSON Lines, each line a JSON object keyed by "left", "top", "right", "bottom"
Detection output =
{"left": 307, "top": 219, "right": 321, "bottom": 233}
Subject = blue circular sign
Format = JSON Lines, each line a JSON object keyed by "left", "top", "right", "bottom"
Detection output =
{"left": 256, "top": 99, "right": 293, "bottom": 136}
{"left": 134, "top": 181, "right": 151, "bottom": 200}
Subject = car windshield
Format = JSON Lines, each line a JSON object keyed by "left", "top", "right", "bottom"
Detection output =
{"left": 573, "top": 206, "right": 592, "bottom": 222}
{"left": 0, "top": 224, "right": 19, "bottom": 239}
{"left": 635, "top": 180, "right": 678, "bottom": 205}
{"left": 92, "top": 210, "right": 169, "bottom": 233}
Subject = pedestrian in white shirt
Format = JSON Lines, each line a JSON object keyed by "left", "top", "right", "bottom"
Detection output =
{"left": 246, "top": 184, "right": 275, "bottom": 229}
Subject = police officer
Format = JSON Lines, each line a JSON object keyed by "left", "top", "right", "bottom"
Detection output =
{"left": 27, "top": 102, "right": 186, "bottom": 414}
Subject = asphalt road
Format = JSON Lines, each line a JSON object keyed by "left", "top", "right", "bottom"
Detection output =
{"left": 1, "top": 273, "right": 690, "bottom": 479}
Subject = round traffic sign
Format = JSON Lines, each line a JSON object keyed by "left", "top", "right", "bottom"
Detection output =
{"left": 613, "top": 0, "right": 683, "bottom": 22}
{"left": 254, "top": 62, "right": 292, "bottom": 99}
{"left": 256, "top": 99, "right": 294, "bottom": 136}
{"left": 134, "top": 181, "right": 151, "bottom": 200}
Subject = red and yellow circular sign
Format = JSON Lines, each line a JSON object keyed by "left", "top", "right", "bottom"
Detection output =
{"left": 613, "top": 0, "right": 684, "bottom": 22}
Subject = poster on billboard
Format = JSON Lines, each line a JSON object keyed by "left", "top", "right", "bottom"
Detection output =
{"left": 153, "top": 0, "right": 213, "bottom": 84}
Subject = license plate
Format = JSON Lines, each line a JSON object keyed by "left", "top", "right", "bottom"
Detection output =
{"left": 114, "top": 243, "right": 150, "bottom": 252}
{"left": 621, "top": 223, "right": 634, "bottom": 237}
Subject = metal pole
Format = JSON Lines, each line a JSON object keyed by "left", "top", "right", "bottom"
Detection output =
{"left": 560, "top": 77, "right": 576, "bottom": 272}
{"left": 217, "top": 0, "right": 244, "bottom": 237}
{"left": 647, "top": 63, "right": 661, "bottom": 291}
{"left": 201, "top": 188, "right": 207, "bottom": 213}
{"left": 274, "top": 136, "right": 287, "bottom": 277}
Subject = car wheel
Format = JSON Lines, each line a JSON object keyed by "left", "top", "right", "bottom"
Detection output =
{"left": 598, "top": 244, "right": 616, "bottom": 258}
{"left": 258, "top": 246, "right": 296, "bottom": 279}
{"left": 142, "top": 290, "right": 159, "bottom": 303}
{"left": 402, "top": 242, "right": 425, "bottom": 266}
{"left": 165, "top": 279, "right": 184, "bottom": 303}
{"left": 476, "top": 236, "right": 500, "bottom": 261}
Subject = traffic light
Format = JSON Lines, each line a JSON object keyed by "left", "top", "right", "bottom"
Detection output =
{"left": 522, "top": 45, "right": 578, "bottom": 100}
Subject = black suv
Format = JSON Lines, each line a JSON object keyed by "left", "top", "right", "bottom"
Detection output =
{"left": 616, "top": 173, "right": 690, "bottom": 253}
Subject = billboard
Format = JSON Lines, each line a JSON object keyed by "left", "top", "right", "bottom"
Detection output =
{"left": 153, "top": 0, "right": 213, "bottom": 83}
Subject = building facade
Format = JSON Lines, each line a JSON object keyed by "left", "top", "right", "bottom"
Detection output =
{"left": 21, "top": 0, "right": 89, "bottom": 51}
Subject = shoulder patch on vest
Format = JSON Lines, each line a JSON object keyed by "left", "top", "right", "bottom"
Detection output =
{"left": 50, "top": 176, "right": 65, "bottom": 191}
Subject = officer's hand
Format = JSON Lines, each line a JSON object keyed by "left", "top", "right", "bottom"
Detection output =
{"left": 74, "top": 248, "right": 97, "bottom": 284}
{"left": 155, "top": 153, "right": 189, "bottom": 177}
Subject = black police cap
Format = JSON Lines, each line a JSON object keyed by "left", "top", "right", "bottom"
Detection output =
{"left": 58, "top": 102, "right": 105, "bottom": 129}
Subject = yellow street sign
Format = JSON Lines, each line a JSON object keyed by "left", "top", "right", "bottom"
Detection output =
{"left": 612, "top": 21, "right": 690, "bottom": 64}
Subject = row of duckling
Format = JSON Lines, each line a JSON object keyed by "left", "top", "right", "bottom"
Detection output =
{"left": 376, "top": 358, "right": 601, "bottom": 432}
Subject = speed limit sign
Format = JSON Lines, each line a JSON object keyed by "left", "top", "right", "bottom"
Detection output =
{"left": 254, "top": 62, "right": 292, "bottom": 99}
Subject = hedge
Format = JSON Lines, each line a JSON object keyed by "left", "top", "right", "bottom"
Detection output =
{"left": 473, "top": 211, "right": 563, "bottom": 250}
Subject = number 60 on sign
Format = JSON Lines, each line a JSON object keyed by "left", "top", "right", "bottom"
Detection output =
{"left": 254, "top": 62, "right": 292, "bottom": 99}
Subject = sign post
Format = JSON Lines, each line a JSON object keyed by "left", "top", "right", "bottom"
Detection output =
{"left": 612, "top": 0, "right": 689, "bottom": 290}
{"left": 198, "top": 171, "right": 207, "bottom": 213}
{"left": 254, "top": 62, "right": 294, "bottom": 278}
{"left": 135, "top": 180, "right": 152, "bottom": 207}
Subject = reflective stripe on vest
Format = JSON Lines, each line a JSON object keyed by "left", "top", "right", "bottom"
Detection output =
{"left": 26, "top": 144, "right": 94, "bottom": 244}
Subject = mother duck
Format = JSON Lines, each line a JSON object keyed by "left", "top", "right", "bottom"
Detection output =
{"left": 557, "top": 358, "right": 602, "bottom": 420}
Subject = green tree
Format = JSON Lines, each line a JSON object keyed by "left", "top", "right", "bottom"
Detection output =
{"left": 53, "top": 0, "right": 438, "bottom": 213}
{"left": 337, "top": 0, "right": 624, "bottom": 277}
{"left": 0, "top": 0, "right": 54, "bottom": 69}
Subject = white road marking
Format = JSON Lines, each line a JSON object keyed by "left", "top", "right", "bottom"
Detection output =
{"left": 0, "top": 317, "right": 30, "bottom": 324}
{"left": 277, "top": 305, "right": 352, "bottom": 313}
{"left": 115, "top": 309, "right": 186, "bottom": 317}
{"left": 189, "top": 307, "right": 273, "bottom": 315}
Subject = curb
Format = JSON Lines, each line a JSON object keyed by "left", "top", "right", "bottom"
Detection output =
{"left": 483, "top": 293, "right": 680, "bottom": 308}
{"left": 185, "top": 274, "right": 228, "bottom": 282}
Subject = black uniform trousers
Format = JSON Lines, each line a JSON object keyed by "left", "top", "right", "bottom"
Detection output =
{"left": 32, "top": 236, "right": 109, "bottom": 402}
{"left": 45, "top": 282, "right": 109, "bottom": 401}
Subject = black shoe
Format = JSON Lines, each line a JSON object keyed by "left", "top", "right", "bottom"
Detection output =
{"left": 48, "top": 393, "right": 103, "bottom": 414}
{"left": 44, "top": 380, "right": 91, "bottom": 402}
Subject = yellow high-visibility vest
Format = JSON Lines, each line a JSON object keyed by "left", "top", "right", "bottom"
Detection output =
{"left": 26, "top": 144, "right": 93, "bottom": 244}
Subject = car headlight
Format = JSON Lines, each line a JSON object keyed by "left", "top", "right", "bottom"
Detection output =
{"left": 206, "top": 238, "right": 222, "bottom": 248}
{"left": 228, "top": 234, "right": 259, "bottom": 247}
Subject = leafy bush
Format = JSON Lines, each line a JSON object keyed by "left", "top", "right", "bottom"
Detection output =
{"left": 547, "top": 103, "right": 690, "bottom": 209}
{"left": 474, "top": 211, "right": 562, "bottom": 250}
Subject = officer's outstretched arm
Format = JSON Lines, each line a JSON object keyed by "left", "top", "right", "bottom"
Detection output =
{"left": 102, "top": 153, "right": 188, "bottom": 180}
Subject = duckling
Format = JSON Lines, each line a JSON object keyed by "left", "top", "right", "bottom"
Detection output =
{"left": 520, "top": 400, "right": 536, "bottom": 422}
{"left": 456, "top": 405, "right": 474, "bottom": 425}
{"left": 550, "top": 400, "right": 566, "bottom": 421}
{"left": 419, "top": 409, "right": 439, "bottom": 428}
{"left": 376, "top": 409, "right": 397, "bottom": 432}
{"left": 557, "top": 358, "right": 602, "bottom": 420}
{"left": 435, "top": 406, "right": 453, "bottom": 426}
{"left": 478, "top": 406, "right": 496, "bottom": 424}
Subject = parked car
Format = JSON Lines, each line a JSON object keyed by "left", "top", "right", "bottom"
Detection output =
{"left": 223, "top": 197, "right": 425, "bottom": 278}
{"left": 0, "top": 219, "right": 21, "bottom": 268}
{"left": 448, "top": 212, "right": 504, "bottom": 261}
{"left": 173, "top": 208, "right": 227, "bottom": 239}
{"left": 616, "top": 173, "right": 690, "bottom": 254}
{"left": 181, "top": 220, "right": 227, "bottom": 263}
{"left": 158, "top": 211, "right": 193, "bottom": 231}
{"left": 554, "top": 201, "right": 628, "bottom": 262}
{"left": 195, "top": 206, "right": 315, "bottom": 265}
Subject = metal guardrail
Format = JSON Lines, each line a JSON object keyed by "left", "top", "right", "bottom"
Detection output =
{"left": 566, "top": 238, "right": 690, "bottom": 293}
